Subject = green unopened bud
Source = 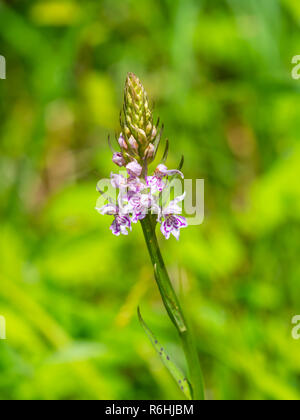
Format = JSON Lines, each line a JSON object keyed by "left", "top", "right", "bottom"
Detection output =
{"left": 124, "top": 126, "right": 131, "bottom": 137}
{"left": 121, "top": 73, "right": 157, "bottom": 162}
{"left": 146, "top": 122, "right": 153, "bottom": 136}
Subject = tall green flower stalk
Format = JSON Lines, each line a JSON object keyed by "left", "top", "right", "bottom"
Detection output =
{"left": 140, "top": 216, "right": 205, "bottom": 400}
{"left": 96, "top": 73, "right": 205, "bottom": 400}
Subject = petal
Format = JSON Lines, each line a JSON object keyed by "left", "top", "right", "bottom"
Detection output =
{"left": 110, "top": 220, "right": 121, "bottom": 236}
{"left": 126, "top": 161, "right": 142, "bottom": 177}
{"left": 160, "top": 221, "right": 171, "bottom": 240}
{"left": 163, "top": 192, "right": 186, "bottom": 215}
{"left": 96, "top": 204, "right": 118, "bottom": 215}
{"left": 146, "top": 176, "right": 156, "bottom": 186}
{"left": 156, "top": 165, "right": 184, "bottom": 180}
{"left": 120, "top": 226, "right": 129, "bottom": 235}
{"left": 163, "top": 203, "right": 182, "bottom": 216}
{"left": 173, "top": 192, "right": 186, "bottom": 204}
{"left": 176, "top": 216, "right": 188, "bottom": 227}
{"left": 157, "top": 178, "right": 166, "bottom": 192}
{"left": 128, "top": 177, "right": 146, "bottom": 193}
{"left": 171, "top": 228, "right": 180, "bottom": 241}
{"left": 166, "top": 169, "right": 184, "bottom": 179}
{"left": 156, "top": 164, "right": 168, "bottom": 176}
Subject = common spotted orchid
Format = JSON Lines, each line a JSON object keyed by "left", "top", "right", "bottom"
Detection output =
{"left": 95, "top": 73, "right": 205, "bottom": 401}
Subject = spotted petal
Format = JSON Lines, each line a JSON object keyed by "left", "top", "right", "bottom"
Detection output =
{"left": 96, "top": 203, "right": 118, "bottom": 216}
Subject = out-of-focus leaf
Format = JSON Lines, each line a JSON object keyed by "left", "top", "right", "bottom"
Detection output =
{"left": 138, "top": 308, "right": 192, "bottom": 400}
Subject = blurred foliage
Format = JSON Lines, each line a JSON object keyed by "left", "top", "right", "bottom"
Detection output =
{"left": 0, "top": 0, "right": 300, "bottom": 400}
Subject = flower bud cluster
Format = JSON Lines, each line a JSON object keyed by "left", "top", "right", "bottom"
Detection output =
{"left": 119, "top": 73, "right": 159, "bottom": 165}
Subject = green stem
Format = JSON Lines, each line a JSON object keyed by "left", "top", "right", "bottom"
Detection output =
{"left": 141, "top": 216, "right": 205, "bottom": 400}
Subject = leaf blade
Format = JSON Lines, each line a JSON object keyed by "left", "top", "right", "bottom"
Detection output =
{"left": 137, "top": 307, "right": 192, "bottom": 400}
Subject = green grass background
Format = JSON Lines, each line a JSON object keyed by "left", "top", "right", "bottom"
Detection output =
{"left": 0, "top": 0, "right": 300, "bottom": 400}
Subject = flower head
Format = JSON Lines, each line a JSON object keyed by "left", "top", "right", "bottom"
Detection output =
{"left": 96, "top": 73, "right": 189, "bottom": 241}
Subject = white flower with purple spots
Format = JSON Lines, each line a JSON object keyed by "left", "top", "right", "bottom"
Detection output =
{"left": 110, "top": 215, "right": 132, "bottom": 236}
{"left": 159, "top": 193, "right": 188, "bottom": 240}
{"left": 126, "top": 192, "right": 159, "bottom": 223}
{"left": 96, "top": 202, "right": 132, "bottom": 236}
{"left": 127, "top": 176, "right": 146, "bottom": 193}
{"left": 147, "top": 164, "right": 184, "bottom": 193}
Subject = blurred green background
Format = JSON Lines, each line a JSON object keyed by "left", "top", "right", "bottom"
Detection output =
{"left": 0, "top": 0, "right": 300, "bottom": 400}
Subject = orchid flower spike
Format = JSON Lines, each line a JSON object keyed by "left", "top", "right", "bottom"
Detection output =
{"left": 95, "top": 73, "right": 205, "bottom": 402}
{"left": 97, "top": 73, "right": 188, "bottom": 240}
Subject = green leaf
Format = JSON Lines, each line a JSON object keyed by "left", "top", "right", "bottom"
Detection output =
{"left": 137, "top": 307, "right": 192, "bottom": 400}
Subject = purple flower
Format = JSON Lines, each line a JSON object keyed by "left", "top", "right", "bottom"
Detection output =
{"left": 110, "top": 215, "right": 132, "bottom": 236}
{"left": 111, "top": 171, "right": 146, "bottom": 193}
{"left": 147, "top": 174, "right": 166, "bottom": 192}
{"left": 127, "top": 176, "right": 146, "bottom": 193}
{"left": 112, "top": 152, "right": 126, "bottom": 167}
{"left": 160, "top": 215, "right": 187, "bottom": 240}
{"left": 126, "top": 160, "right": 143, "bottom": 177}
{"left": 159, "top": 193, "right": 187, "bottom": 240}
{"left": 126, "top": 192, "right": 159, "bottom": 223}
{"left": 96, "top": 202, "right": 132, "bottom": 236}
{"left": 147, "top": 164, "right": 184, "bottom": 192}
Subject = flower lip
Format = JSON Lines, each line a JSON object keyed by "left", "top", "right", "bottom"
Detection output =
{"left": 110, "top": 215, "right": 132, "bottom": 236}
{"left": 161, "top": 215, "right": 188, "bottom": 240}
